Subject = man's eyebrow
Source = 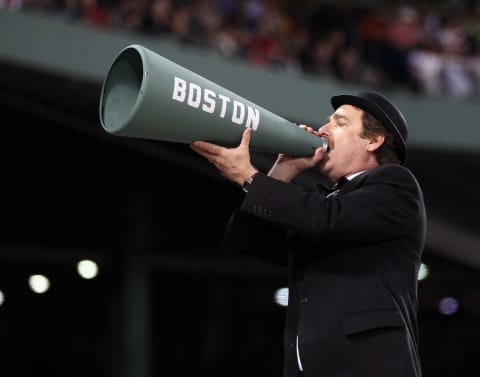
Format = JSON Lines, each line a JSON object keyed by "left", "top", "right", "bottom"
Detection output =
{"left": 328, "top": 114, "right": 350, "bottom": 122}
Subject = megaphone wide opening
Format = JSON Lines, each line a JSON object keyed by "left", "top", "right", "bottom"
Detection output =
{"left": 100, "top": 47, "right": 144, "bottom": 133}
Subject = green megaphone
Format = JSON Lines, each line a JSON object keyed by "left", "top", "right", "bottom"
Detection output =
{"left": 99, "top": 44, "right": 328, "bottom": 156}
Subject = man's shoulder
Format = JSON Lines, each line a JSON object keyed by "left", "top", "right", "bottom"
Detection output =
{"left": 367, "top": 163, "right": 416, "bottom": 179}
{"left": 362, "top": 163, "right": 422, "bottom": 190}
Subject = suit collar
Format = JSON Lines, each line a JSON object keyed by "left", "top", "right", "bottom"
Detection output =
{"left": 316, "top": 169, "right": 370, "bottom": 196}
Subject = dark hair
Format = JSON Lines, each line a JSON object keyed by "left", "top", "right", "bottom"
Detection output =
{"left": 361, "top": 112, "right": 401, "bottom": 165}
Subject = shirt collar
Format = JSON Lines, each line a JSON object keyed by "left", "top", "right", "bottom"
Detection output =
{"left": 345, "top": 170, "right": 368, "bottom": 181}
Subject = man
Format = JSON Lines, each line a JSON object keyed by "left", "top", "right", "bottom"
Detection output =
{"left": 190, "top": 92, "right": 426, "bottom": 377}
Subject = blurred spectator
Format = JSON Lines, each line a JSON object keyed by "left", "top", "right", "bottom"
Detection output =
{"left": 358, "top": 6, "right": 387, "bottom": 84}
{"left": 82, "top": 0, "right": 109, "bottom": 27}
{"left": 408, "top": 41, "right": 444, "bottom": 96}
{"left": 334, "top": 45, "right": 362, "bottom": 83}
{"left": 189, "top": 0, "right": 223, "bottom": 46}
{"left": 109, "top": 0, "right": 149, "bottom": 32}
{"left": 243, "top": 0, "right": 264, "bottom": 33}
{"left": 142, "top": 0, "right": 172, "bottom": 34}
{"left": 246, "top": 1, "right": 285, "bottom": 67}
{"left": 384, "top": 6, "right": 421, "bottom": 86}
{"left": 170, "top": 4, "right": 192, "bottom": 44}
{"left": 308, "top": 29, "right": 345, "bottom": 77}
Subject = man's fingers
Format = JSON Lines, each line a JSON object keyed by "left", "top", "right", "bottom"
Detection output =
{"left": 313, "top": 146, "right": 325, "bottom": 161}
{"left": 192, "top": 129, "right": 251, "bottom": 154}
{"left": 298, "top": 124, "right": 315, "bottom": 134}
{"left": 190, "top": 141, "right": 225, "bottom": 155}
{"left": 239, "top": 128, "right": 252, "bottom": 148}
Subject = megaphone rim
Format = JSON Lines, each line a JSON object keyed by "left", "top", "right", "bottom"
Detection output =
{"left": 99, "top": 44, "right": 148, "bottom": 134}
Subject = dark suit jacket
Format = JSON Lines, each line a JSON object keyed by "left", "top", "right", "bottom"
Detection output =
{"left": 224, "top": 164, "right": 426, "bottom": 377}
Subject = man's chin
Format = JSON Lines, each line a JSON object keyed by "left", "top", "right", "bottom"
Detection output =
{"left": 317, "top": 161, "right": 328, "bottom": 175}
{"left": 319, "top": 155, "right": 330, "bottom": 168}
{"left": 318, "top": 161, "right": 331, "bottom": 175}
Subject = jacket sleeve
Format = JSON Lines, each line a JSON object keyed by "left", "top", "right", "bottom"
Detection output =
{"left": 239, "top": 165, "right": 423, "bottom": 246}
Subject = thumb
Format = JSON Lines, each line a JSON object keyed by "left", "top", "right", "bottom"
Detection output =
{"left": 313, "top": 146, "right": 325, "bottom": 161}
{"left": 240, "top": 127, "right": 252, "bottom": 149}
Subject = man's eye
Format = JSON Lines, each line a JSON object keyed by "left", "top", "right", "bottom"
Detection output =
{"left": 338, "top": 123, "right": 347, "bottom": 127}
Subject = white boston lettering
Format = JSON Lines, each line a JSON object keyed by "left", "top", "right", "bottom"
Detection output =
{"left": 202, "top": 89, "right": 216, "bottom": 114}
{"left": 246, "top": 106, "right": 259, "bottom": 131}
{"left": 232, "top": 101, "right": 245, "bottom": 125}
{"left": 172, "top": 76, "right": 187, "bottom": 102}
{"left": 187, "top": 82, "right": 201, "bottom": 108}
{"left": 171, "top": 76, "right": 260, "bottom": 130}
{"left": 218, "top": 94, "right": 231, "bottom": 118}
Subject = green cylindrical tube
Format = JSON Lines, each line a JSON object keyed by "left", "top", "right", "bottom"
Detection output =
{"left": 99, "top": 44, "right": 327, "bottom": 156}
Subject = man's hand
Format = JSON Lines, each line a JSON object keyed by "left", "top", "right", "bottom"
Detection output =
{"left": 190, "top": 128, "right": 258, "bottom": 186}
{"left": 268, "top": 125, "right": 325, "bottom": 182}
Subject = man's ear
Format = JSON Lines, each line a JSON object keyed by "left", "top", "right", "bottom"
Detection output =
{"left": 366, "top": 134, "right": 385, "bottom": 152}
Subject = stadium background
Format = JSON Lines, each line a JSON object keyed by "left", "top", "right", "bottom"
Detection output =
{"left": 1, "top": 1, "right": 480, "bottom": 376}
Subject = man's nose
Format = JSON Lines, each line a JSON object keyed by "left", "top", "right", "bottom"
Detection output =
{"left": 317, "top": 123, "right": 330, "bottom": 136}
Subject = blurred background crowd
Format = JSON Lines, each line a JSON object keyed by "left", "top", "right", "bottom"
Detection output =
{"left": 4, "top": 0, "right": 480, "bottom": 100}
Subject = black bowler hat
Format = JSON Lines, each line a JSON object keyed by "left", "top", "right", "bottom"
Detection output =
{"left": 330, "top": 92, "right": 408, "bottom": 164}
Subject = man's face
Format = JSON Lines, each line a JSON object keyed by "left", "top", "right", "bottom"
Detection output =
{"left": 317, "top": 104, "right": 373, "bottom": 181}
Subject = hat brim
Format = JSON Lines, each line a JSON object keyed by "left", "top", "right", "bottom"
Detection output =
{"left": 331, "top": 95, "right": 406, "bottom": 164}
